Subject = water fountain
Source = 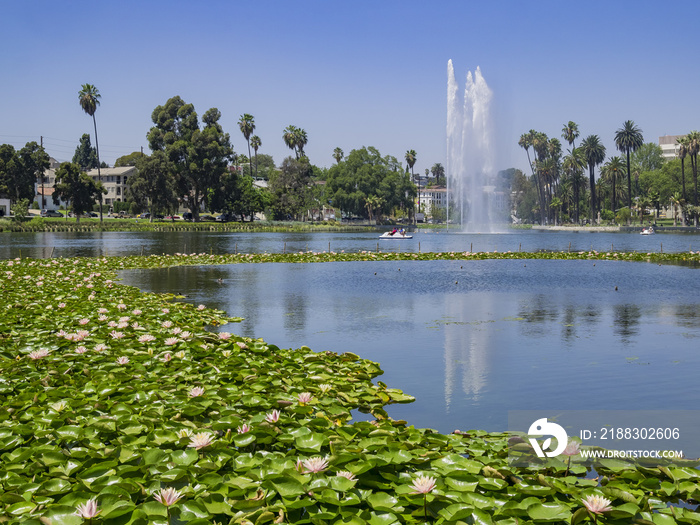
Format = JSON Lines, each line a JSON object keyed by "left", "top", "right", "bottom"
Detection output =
{"left": 446, "top": 60, "right": 501, "bottom": 232}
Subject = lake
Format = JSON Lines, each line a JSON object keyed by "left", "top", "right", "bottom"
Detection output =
{"left": 120, "top": 257, "right": 700, "bottom": 435}
{"left": 2, "top": 228, "right": 700, "bottom": 259}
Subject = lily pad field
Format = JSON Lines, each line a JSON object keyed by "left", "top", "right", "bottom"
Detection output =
{"left": 2, "top": 250, "right": 700, "bottom": 524}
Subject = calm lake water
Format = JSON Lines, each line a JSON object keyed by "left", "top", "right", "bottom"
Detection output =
{"left": 2, "top": 228, "right": 700, "bottom": 259}
{"left": 120, "top": 258, "right": 700, "bottom": 434}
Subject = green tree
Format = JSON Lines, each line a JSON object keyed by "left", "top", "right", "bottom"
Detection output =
{"left": 52, "top": 162, "right": 106, "bottom": 223}
{"left": 677, "top": 136, "right": 688, "bottom": 201}
{"left": 126, "top": 151, "right": 179, "bottom": 222}
{"left": 72, "top": 133, "right": 99, "bottom": 172}
{"left": 686, "top": 130, "right": 700, "bottom": 206}
{"left": 326, "top": 147, "right": 414, "bottom": 219}
{"left": 283, "top": 126, "right": 308, "bottom": 160}
{"left": 601, "top": 156, "right": 625, "bottom": 216}
{"left": 147, "top": 96, "right": 234, "bottom": 221}
{"left": 250, "top": 135, "right": 262, "bottom": 178}
{"left": 562, "top": 148, "right": 586, "bottom": 223}
{"left": 115, "top": 151, "right": 145, "bottom": 167}
{"left": 20, "top": 141, "right": 50, "bottom": 209}
{"left": 238, "top": 114, "right": 255, "bottom": 181}
{"left": 614, "top": 120, "right": 644, "bottom": 209}
{"left": 580, "top": 135, "right": 606, "bottom": 222}
{"left": 78, "top": 84, "right": 103, "bottom": 221}
{"left": 405, "top": 149, "right": 417, "bottom": 222}
{"left": 220, "top": 172, "right": 267, "bottom": 221}
{"left": 333, "top": 147, "right": 344, "bottom": 164}
{"left": 267, "top": 156, "right": 312, "bottom": 220}
{"left": 431, "top": 163, "right": 446, "bottom": 185}
{"left": 561, "top": 121, "right": 579, "bottom": 149}
{"left": 631, "top": 142, "right": 664, "bottom": 172}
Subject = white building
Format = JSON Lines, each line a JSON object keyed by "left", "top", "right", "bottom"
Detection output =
{"left": 418, "top": 187, "right": 448, "bottom": 217}
{"left": 0, "top": 198, "right": 10, "bottom": 218}
{"left": 659, "top": 135, "right": 685, "bottom": 159}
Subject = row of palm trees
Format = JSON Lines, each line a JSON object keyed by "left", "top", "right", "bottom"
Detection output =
{"left": 519, "top": 120, "right": 644, "bottom": 224}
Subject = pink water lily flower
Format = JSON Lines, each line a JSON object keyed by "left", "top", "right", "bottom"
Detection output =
{"left": 303, "top": 456, "right": 329, "bottom": 473}
{"left": 75, "top": 498, "right": 100, "bottom": 518}
{"left": 410, "top": 475, "right": 437, "bottom": 494}
{"left": 138, "top": 334, "right": 156, "bottom": 343}
{"left": 297, "top": 392, "right": 313, "bottom": 404}
{"left": 265, "top": 410, "right": 280, "bottom": 423}
{"left": 116, "top": 356, "right": 129, "bottom": 365}
{"left": 29, "top": 349, "right": 50, "bottom": 360}
{"left": 336, "top": 470, "right": 357, "bottom": 481}
{"left": 189, "top": 386, "right": 205, "bottom": 397}
{"left": 164, "top": 337, "right": 179, "bottom": 346}
{"left": 237, "top": 423, "right": 251, "bottom": 434}
{"left": 582, "top": 494, "right": 613, "bottom": 514}
{"left": 154, "top": 487, "right": 183, "bottom": 507}
{"left": 188, "top": 432, "right": 215, "bottom": 449}
{"left": 218, "top": 332, "right": 232, "bottom": 340}
{"left": 562, "top": 440, "right": 581, "bottom": 456}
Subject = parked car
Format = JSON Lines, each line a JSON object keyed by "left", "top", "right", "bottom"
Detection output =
{"left": 182, "top": 212, "right": 193, "bottom": 221}
{"left": 200, "top": 215, "right": 216, "bottom": 222}
{"left": 137, "top": 213, "right": 150, "bottom": 219}
{"left": 41, "top": 210, "right": 63, "bottom": 218}
{"left": 83, "top": 212, "right": 98, "bottom": 218}
{"left": 165, "top": 215, "right": 181, "bottom": 220}
{"left": 216, "top": 213, "right": 232, "bottom": 222}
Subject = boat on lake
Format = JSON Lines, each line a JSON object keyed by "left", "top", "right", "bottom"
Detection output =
{"left": 380, "top": 230, "right": 413, "bottom": 239}
{"left": 640, "top": 227, "right": 655, "bottom": 235}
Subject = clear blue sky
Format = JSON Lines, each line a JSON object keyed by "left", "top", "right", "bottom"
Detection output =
{"left": 2, "top": 1, "right": 699, "bottom": 175}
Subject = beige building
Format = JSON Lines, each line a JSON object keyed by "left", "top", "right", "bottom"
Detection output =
{"left": 86, "top": 166, "right": 137, "bottom": 207}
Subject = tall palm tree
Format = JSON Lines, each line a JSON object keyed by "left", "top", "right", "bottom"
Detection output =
{"left": 78, "top": 83, "right": 103, "bottom": 222}
{"left": 580, "top": 135, "right": 606, "bottom": 223}
{"left": 602, "top": 156, "right": 625, "bottom": 218}
{"left": 686, "top": 130, "right": 700, "bottom": 206}
{"left": 250, "top": 135, "right": 261, "bottom": 178}
{"left": 283, "top": 125, "right": 299, "bottom": 158}
{"left": 405, "top": 150, "right": 417, "bottom": 223}
{"left": 238, "top": 114, "right": 255, "bottom": 177}
{"left": 677, "top": 136, "right": 688, "bottom": 201}
{"left": 295, "top": 128, "right": 308, "bottom": 158}
{"left": 614, "top": 120, "right": 644, "bottom": 209}
{"left": 561, "top": 121, "right": 580, "bottom": 150}
{"left": 333, "top": 147, "right": 344, "bottom": 164}
{"left": 431, "top": 163, "right": 445, "bottom": 185}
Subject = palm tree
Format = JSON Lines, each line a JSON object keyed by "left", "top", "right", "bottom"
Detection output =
{"left": 614, "top": 120, "right": 644, "bottom": 209}
{"left": 333, "top": 147, "right": 344, "bottom": 164}
{"left": 562, "top": 148, "right": 586, "bottom": 223}
{"left": 405, "top": 150, "right": 417, "bottom": 223}
{"left": 686, "top": 130, "right": 700, "bottom": 206}
{"left": 238, "top": 114, "right": 255, "bottom": 177}
{"left": 671, "top": 192, "right": 683, "bottom": 226}
{"left": 677, "top": 136, "right": 688, "bottom": 201}
{"left": 78, "top": 83, "right": 103, "bottom": 222}
{"left": 601, "top": 156, "right": 625, "bottom": 218}
{"left": 431, "top": 163, "right": 445, "bottom": 185}
{"left": 295, "top": 128, "right": 308, "bottom": 158}
{"left": 250, "top": 135, "right": 261, "bottom": 178}
{"left": 580, "top": 135, "right": 606, "bottom": 223}
{"left": 283, "top": 125, "right": 299, "bottom": 158}
{"left": 561, "top": 121, "right": 580, "bottom": 149}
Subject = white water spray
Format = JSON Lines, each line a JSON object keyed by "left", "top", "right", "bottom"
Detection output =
{"left": 447, "top": 60, "right": 500, "bottom": 231}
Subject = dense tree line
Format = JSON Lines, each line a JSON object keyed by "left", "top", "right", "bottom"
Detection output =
{"left": 514, "top": 121, "right": 700, "bottom": 226}
{"left": 1, "top": 84, "right": 428, "bottom": 223}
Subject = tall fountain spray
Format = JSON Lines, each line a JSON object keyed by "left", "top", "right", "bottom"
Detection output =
{"left": 447, "top": 60, "right": 499, "bottom": 231}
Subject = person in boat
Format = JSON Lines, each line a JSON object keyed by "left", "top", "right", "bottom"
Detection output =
{"left": 390, "top": 228, "right": 398, "bottom": 236}
{"left": 399, "top": 228, "right": 405, "bottom": 236}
